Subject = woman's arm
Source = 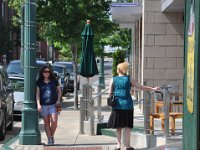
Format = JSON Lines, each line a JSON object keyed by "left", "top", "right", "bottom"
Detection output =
{"left": 36, "top": 87, "right": 41, "bottom": 112}
{"left": 108, "top": 78, "right": 113, "bottom": 96}
{"left": 131, "top": 79, "right": 159, "bottom": 91}
{"left": 56, "top": 85, "right": 62, "bottom": 105}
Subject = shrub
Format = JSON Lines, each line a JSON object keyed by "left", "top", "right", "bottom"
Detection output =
{"left": 112, "top": 50, "right": 125, "bottom": 76}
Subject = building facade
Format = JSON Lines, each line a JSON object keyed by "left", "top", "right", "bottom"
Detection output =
{"left": 111, "top": 0, "right": 184, "bottom": 95}
{"left": 0, "top": 1, "right": 58, "bottom": 64}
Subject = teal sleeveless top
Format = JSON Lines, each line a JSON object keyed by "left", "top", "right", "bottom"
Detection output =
{"left": 112, "top": 75, "right": 133, "bottom": 110}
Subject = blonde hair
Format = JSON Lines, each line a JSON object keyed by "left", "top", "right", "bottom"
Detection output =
{"left": 117, "top": 62, "right": 129, "bottom": 75}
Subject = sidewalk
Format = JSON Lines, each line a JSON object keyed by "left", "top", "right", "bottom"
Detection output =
{"left": 3, "top": 77, "right": 183, "bottom": 150}
{"left": 7, "top": 100, "right": 117, "bottom": 150}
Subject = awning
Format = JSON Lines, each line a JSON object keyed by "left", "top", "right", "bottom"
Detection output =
{"left": 111, "top": 3, "right": 142, "bottom": 26}
{"left": 161, "top": 0, "right": 185, "bottom": 12}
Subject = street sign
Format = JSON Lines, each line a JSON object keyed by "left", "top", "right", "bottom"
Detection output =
{"left": 184, "top": 0, "right": 200, "bottom": 149}
{"left": 186, "top": 2, "right": 195, "bottom": 114}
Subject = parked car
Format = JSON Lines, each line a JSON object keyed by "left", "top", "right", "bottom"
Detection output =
{"left": 9, "top": 75, "right": 24, "bottom": 117}
{"left": 52, "top": 64, "right": 70, "bottom": 95}
{"left": 6, "top": 60, "right": 47, "bottom": 76}
{"left": 54, "top": 61, "right": 80, "bottom": 92}
{"left": 0, "top": 66, "right": 14, "bottom": 141}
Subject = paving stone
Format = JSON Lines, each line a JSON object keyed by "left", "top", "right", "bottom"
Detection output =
{"left": 14, "top": 146, "right": 24, "bottom": 150}
{"left": 44, "top": 147, "right": 102, "bottom": 150}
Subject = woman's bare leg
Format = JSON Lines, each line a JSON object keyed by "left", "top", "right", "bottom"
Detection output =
{"left": 116, "top": 128, "right": 122, "bottom": 148}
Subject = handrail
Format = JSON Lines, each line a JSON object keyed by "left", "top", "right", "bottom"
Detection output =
{"left": 134, "top": 98, "right": 144, "bottom": 105}
{"left": 91, "top": 88, "right": 109, "bottom": 101}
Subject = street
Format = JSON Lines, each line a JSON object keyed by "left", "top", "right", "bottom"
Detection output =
{"left": 0, "top": 61, "right": 113, "bottom": 148}
{"left": 0, "top": 119, "right": 21, "bottom": 145}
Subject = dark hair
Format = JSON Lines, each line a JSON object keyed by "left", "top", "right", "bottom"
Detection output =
{"left": 37, "top": 65, "right": 56, "bottom": 82}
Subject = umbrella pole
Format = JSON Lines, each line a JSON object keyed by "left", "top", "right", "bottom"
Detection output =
{"left": 86, "top": 77, "right": 89, "bottom": 84}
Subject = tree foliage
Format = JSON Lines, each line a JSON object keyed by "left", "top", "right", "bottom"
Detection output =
{"left": 9, "top": 0, "right": 115, "bottom": 45}
{"left": 9, "top": 0, "right": 116, "bottom": 109}
{"left": 101, "top": 28, "right": 131, "bottom": 50}
{"left": 112, "top": 50, "right": 126, "bottom": 76}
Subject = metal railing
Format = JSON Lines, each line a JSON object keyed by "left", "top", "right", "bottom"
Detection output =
{"left": 79, "top": 84, "right": 109, "bottom": 135}
{"left": 143, "top": 84, "right": 179, "bottom": 137}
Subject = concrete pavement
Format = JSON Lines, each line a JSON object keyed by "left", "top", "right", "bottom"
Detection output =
{"left": 3, "top": 77, "right": 183, "bottom": 150}
{"left": 7, "top": 98, "right": 117, "bottom": 150}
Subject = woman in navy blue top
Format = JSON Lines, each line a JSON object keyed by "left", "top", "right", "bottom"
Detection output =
{"left": 108, "top": 62, "right": 159, "bottom": 150}
{"left": 36, "top": 65, "right": 61, "bottom": 145}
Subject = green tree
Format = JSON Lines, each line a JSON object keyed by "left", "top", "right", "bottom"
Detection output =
{"left": 9, "top": 0, "right": 115, "bottom": 109}
{"left": 102, "top": 28, "right": 131, "bottom": 50}
{"left": 112, "top": 50, "right": 126, "bottom": 76}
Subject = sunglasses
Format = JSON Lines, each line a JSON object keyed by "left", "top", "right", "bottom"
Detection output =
{"left": 43, "top": 71, "right": 50, "bottom": 73}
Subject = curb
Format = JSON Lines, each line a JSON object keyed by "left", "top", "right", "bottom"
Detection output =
{"left": 2, "top": 133, "right": 19, "bottom": 150}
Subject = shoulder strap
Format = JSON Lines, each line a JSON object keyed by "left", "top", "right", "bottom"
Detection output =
{"left": 112, "top": 76, "right": 115, "bottom": 93}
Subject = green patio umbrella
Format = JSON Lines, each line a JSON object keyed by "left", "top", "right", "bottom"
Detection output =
{"left": 80, "top": 20, "right": 98, "bottom": 82}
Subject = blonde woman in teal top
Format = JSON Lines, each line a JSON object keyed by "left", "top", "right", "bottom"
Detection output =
{"left": 107, "top": 62, "right": 159, "bottom": 150}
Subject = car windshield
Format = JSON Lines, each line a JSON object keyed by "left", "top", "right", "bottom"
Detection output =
{"left": 10, "top": 78, "right": 24, "bottom": 92}
{"left": 65, "top": 64, "right": 73, "bottom": 73}
{"left": 6, "top": 62, "right": 24, "bottom": 74}
{"left": 52, "top": 66, "right": 64, "bottom": 75}
{"left": 6, "top": 62, "right": 46, "bottom": 75}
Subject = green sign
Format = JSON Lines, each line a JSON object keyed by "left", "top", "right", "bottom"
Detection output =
{"left": 186, "top": 3, "right": 195, "bottom": 114}
{"left": 184, "top": 0, "right": 200, "bottom": 149}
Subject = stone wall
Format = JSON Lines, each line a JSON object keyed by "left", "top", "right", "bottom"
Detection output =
{"left": 144, "top": 0, "right": 184, "bottom": 93}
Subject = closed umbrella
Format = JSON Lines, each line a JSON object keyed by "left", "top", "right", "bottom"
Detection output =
{"left": 80, "top": 20, "right": 98, "bottom": 82}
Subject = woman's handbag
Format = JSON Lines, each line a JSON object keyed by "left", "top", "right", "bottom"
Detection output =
{"left": 107, "top": 95, "right": 116, "bottom": 107}
{"left": 107, "top": 77, "right": 117, "bottom": 107}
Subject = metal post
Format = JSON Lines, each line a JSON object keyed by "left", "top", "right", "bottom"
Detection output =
{"left": 143, "top": 81, "right": 151, "bottom": 134}
{"left": 82, "top": 83, "right": 93, "bottom": 135}
{"left": 163, "top": 87, "right": 170, "bottom": 138}
{"left": 20, "top": 4, "right": 24, "bottom": 68}
{"left": 97, "top": 85, "right": 102, "bottom": 123}
{"left": 90, "top": 100, "right": 95, "bottom": 135}
{"left": 144, "top": 91, "right": 151, "bottom": 134}
{"left": 83, "top": 84, "right": 92, "bottom": 120}
{"left": 99, "top": 45, "right": 105, "bottom": 89}
{"left": 19, "top": 0, "right": 41, "bottom": 145}
{"left": 79, "top": 97, "right": 84, "bottom": 134}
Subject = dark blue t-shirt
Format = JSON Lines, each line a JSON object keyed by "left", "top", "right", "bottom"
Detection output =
{"left": 36, "top": 79, "right": 59, "bottom": 105}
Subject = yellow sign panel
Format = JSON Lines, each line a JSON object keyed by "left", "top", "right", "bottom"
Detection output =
{"left": 186, "top": 5, "right": 195, "bottom": 114}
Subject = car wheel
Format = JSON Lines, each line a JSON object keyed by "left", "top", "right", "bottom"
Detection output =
{"left": 0, "top": 112, "right": 6, "bottom": 141}
{"left": 7, "top": 112, "right": 13, "bottom": 130}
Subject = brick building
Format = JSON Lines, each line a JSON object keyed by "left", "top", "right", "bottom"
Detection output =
{"left": 0, "top": 0, "right": 15, "bottom": 64}
{"left": 0, "top": 0, "right": 59, "bottom": 64}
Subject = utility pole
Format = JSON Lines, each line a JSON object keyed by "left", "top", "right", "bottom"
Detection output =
{"left": 19, "top": 0, "right": 41, "bottom": 145}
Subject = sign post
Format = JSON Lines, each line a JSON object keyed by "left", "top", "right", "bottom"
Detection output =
{"left": 184, "top": 0, "right": 200, "bottom": 149}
